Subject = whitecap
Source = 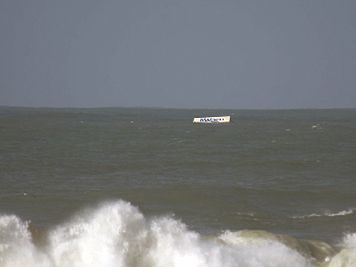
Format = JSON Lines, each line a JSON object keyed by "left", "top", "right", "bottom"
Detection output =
{"left": 291, "top": 208, "right": 356, "bottom": 219}
{"left": 328, "top": 233, "right": 356, "bottom": 267}
{"left": 0, "top": 200, "right": 338, "bottom": 267}
{"left": 0, "top": 215, "right": 50, "bottom": 267}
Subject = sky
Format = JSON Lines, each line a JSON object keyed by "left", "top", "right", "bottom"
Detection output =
{"left": 0, "top": 0, "right": 355, "bottom": 109}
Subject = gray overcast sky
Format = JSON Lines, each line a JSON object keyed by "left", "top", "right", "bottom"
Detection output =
{"left": 0, "top": 0, "right": 355, "bottom": 109}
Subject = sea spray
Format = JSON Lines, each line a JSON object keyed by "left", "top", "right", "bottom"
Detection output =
{"left": 48, "top": 201, "right": 147, "bottom": 267}
{"left": 0, "top": 215, "right": 50, "bottom": 267}
{"left": 0, "top": 200, "right": 355, "bottom": 267}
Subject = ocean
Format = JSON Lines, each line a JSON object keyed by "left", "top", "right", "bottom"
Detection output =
{"left": 0, "top": 107, "right": 355, "bottom": 267}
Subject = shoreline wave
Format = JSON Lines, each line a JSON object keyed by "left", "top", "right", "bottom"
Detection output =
{"left": 0, "top": 200, "right": 355, "bottom": 267}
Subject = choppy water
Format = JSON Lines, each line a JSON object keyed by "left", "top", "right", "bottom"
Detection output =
{"left": 0, "top": 107, "right": 355, "bottom": 267}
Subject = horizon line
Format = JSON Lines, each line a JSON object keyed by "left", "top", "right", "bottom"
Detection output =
{"left": 0, "top": 104, "right": 355, "bottom": 111}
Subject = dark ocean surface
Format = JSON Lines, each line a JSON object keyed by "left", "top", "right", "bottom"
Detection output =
{"left": 0, "top": 107, "right": 355, "bottom": 267}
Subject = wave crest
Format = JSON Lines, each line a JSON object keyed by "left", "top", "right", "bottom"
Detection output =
{"left": 0, "top": 200, "right": 355, "bottom": 267}
{"left": 291, "top": 208, "right": 356, "bottom": 219}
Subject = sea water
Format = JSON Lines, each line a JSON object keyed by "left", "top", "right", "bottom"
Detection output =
{"left": 0, "top": 107, "right": 355, "bottom": 267}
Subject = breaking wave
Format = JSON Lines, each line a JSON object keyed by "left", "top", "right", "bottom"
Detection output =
{"left": 0, "top": 200, "right": 355, "bottom": 267}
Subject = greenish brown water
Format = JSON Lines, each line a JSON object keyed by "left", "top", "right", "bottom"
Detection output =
{"left": 0, "top": 107, "right": 355, "bottom": 266}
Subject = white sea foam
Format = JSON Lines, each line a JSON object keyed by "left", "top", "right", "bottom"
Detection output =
{"left": 218, "top": 231, "right": 313, "bottom": 267}
{"left": 0, "top": 215, "right": 50, "bottom": 267}
{"left": 1, "top": 200, "right": 353, "bottom": 267}
{"left": 291, "top": 208, "right": 356, "bottom": 219}
{"left": 48, "top": 201, "right": 146, "bottom": 267}
{"left": 327, "top": 233, "right": 356, "bottom": 267}
{"left": 342, "top": 233, "right": 356, "bottom": 249}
